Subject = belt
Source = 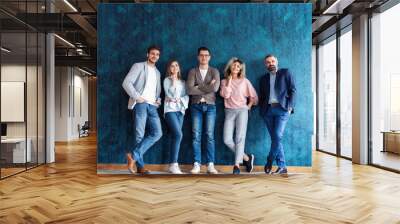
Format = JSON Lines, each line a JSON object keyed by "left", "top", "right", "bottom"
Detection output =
{"left": 269, "top": 103, "right": 280, "bottom": 107}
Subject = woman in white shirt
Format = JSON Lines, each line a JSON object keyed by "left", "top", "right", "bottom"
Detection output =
{"left": 163, "top": 60, "right": 189, "bottom": 174}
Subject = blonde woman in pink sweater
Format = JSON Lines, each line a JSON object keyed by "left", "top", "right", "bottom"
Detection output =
{"left": 220, "top": 57, "right": 259, "bottom": 174}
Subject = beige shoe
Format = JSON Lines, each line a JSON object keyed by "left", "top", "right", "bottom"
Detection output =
{"left": 190, "top": 162, "right": 201, "bottom": 174}
{"left": 169, "top": 163, "right": 183, "bottom": 174}
{"left": 207, "top": 162, "right": 218, "bottom": 174}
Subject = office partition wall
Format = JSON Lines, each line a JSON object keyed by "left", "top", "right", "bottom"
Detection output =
{"left": 0, "top": 1, "right": 46, "bottom": 179}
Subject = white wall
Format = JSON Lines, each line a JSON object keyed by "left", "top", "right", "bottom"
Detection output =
{"left": 55, "top": 66, "right": 69, "bottom": 141}
{"left": 1, "top": 65, "right": 26, "bottom": 132}
{"left": 55, "top": 67, "right": 89, "bottom": 141}
{"left": 1, "top": 64, "right": 42, "bottom": 137}
{"left": 72, "top": 73, "right": 89, "bottom": 138}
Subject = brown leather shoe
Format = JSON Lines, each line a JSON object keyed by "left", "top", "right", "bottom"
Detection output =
{"left": 137, "top": 167, "right": 151, "bottom": 174}
{"left": 126, "top": 153, "right": 136, "bottom": 174}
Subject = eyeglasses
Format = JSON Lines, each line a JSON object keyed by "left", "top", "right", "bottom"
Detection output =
{"left": 199, "top": 54, "right": 210, "bottom": 57}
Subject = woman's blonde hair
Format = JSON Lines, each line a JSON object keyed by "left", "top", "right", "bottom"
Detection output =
{"left": 223, "top": 57, "right": 246, "bottom": 79}
{"left": 166, "top": 60, "right": 181, "bottom": 80}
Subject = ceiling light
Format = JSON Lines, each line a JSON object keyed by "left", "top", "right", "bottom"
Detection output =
{"left": 1, "top": 47, "right": 11, "bottom": 53}
{"left": 63, "top": 0, "right": 78, "bottom": 12}
{"left": 322, "top": 0, "right": 343, "bottom": 14}
{"left": 54, "top": 34, "right": 75, "bottom": 48}
{"left": 78, "top": 67, "right": 93, "bottom": 76}
{"left": 322, "top": 0, "right": 356, "bottom": 15}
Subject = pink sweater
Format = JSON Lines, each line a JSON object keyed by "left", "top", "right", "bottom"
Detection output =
{"left": 220, "top": 78, "right": 259, "bottom": 109}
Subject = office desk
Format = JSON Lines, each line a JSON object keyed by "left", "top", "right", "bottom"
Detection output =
{"left": 382, "top": 131, "right": 400, "bottom": 154}
{"left": 1, "top": 138, "right": 31, "bottom": 163}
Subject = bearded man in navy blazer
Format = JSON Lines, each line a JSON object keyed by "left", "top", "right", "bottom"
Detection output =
{"left": 259, "top": 54, "right": 296, "bottom": 175}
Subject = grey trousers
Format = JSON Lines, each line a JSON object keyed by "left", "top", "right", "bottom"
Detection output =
{"left": 223, "top": 108, "right": 249, "bottom": 165}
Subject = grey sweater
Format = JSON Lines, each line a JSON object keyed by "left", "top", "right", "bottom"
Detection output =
{"left": 186, "top": 66, "right": 220, "bottom": 105}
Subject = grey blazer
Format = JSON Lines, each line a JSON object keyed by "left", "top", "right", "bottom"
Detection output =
{"left": 122, "top": 61, "right": 161, "bottom": 109}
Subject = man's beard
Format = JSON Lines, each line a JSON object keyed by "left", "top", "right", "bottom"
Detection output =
{"left": 268, "top": 65, "right": 277, "bottom": 72}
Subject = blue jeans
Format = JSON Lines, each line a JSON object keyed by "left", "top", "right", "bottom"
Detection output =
{"left": 130, "top": 103, "right": 162, "bottom": 168}
{"left": 263, "top": 106, "right": 290, "bottom": 168}
{"left": 165, "top": 112, "right": 184, "bottom": 163}
{"left": 190, "top": 104, "right": 216, "bottom": 164}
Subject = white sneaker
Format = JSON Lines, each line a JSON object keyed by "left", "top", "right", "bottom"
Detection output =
{"left": 207, "top": 162, "right": 218, "bottom": 174}
{"left": 190, "top": 162, "right": 201, "bottom": 174}
{"left": 168, "top": 163, "right": 183, "bottom": 174}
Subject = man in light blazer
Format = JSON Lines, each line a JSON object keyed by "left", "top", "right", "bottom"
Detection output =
{"left": 122, "top": 45, "right": 163, "bottom": 174}
{"left": 259, "top": 54, "right": 296, "bottom": 175}
{"left": 186, "top": 47, "right": 220, "bottom": 174}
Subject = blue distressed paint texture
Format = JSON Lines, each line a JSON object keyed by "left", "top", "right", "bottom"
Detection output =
{"left": 97, "top": 3, "right": 313, "bottom": 166}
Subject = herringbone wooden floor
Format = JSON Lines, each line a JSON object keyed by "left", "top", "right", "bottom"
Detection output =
{"left": 1, "top": 135, "right": 400, "bottom": 224}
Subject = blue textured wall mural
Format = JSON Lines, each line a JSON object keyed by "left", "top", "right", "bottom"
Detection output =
{"left": 97, "top": 3, "right": 312, "bottom": 167}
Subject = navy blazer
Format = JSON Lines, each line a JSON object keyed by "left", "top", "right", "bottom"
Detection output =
{"left": 259, "top": 68, "right": 296, "bottom": 116}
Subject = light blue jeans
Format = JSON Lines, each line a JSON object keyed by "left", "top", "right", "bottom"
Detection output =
{"left": 130, "top": 103, "right": 162, "bottom": 168}
{"left": 165, "top": 112, "right": 184, "bottom": 163}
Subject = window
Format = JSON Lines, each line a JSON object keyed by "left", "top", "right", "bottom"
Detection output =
{"left": 317, "top": 36, "right": 337, "bottom": 154}
{"left": 370, "top": 3, "right": 400, "bottom": 171}
{"left": 339, "top": 28, "right": 352, "bottom": 158}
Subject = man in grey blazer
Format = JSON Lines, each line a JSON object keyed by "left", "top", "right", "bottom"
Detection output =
{"left": 122, "top": 45, "right": 163, "bottom": 174}
{"left": 186, "top": 47, "right": 220, "bottom": 174}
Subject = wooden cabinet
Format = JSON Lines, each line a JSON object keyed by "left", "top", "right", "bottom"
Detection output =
{"left": 382, "top": 132, "right": 400, "bottom": 154}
